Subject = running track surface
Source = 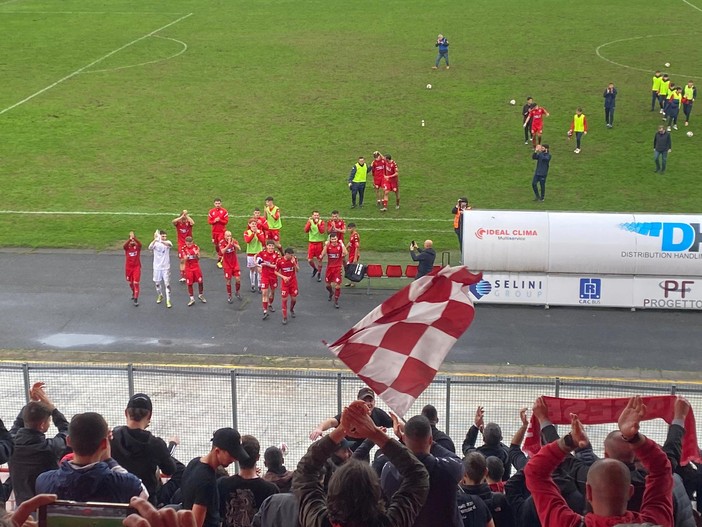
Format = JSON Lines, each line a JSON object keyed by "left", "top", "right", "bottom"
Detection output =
{"left": 1, "top": 250, "right": 700, "bottom": 374}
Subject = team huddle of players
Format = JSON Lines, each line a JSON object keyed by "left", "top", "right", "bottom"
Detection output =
{"left": 123, "top": 197, "right": 361, "bottom": 324}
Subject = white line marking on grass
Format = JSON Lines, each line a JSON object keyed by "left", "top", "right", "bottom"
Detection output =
{"left": 0, "top": 12, "right": 193, "bottom": 117}
{"left": 0, "top": 11, "right": 188, "bottom": 14}
{"left": 85, "top": 36, "right": 187, "bottom": 74}
{"left": 595, "top": 34, "right": 701, "bottom": 79}
{"left": 0, "top": 0, "right": 24, "bottom": 6}
{"left": 0, "top": 210, "right": 447, "bottom": 223}
{"left": 683, "top": 0, "right": 702, "bottom": 12}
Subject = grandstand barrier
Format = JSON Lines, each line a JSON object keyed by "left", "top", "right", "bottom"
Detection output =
{"left": 461, "top": 210, "right": 702, "bottom": 310}
{"left": 1, "top": 361, "right": 700, "bottom": 472}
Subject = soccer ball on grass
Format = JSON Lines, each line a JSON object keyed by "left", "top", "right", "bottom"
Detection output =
{"left": 509, "top": 99, "right": 516, "bottom": 105}
{"left": 687, "top": 131, "right": 694, "bottom": 137}
{"left": 426, "top": 84, "right": 432, "bottom": 89}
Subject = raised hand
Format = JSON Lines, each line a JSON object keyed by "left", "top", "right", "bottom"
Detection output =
{"left": 674, "top": 396, "right": 691, "bottom": 421}
{"left": 569, "top": 413, "right": 589, "bottom": 449}
{"left": 519, "top": 407, "right": 529, "bottom": 427}
{"left": 532, "top": 396, "right": 549, "bottom": 423}
{"left": 389, "top": 411, "right": 405, "bottom": 440}
{"left": 618, "top": 396, "right": 646, "bottom": 439}
{"left": 474, "top": 406, "right": 485, "bottom": 431}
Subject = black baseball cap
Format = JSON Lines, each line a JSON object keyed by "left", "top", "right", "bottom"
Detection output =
{"left": 127, "top": 393, "right": 152, "bottom": 412}
{"left": 212, "top": 428, "right": 250, "bottom": 461}
{"left": 357, "top": 387, "right": 375, "bottom": 401}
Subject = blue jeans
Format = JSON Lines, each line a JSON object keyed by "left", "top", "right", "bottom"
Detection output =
{"left": 435, "top": 51, "right": 449, "bottom": 67}
{"left": 575, "top": 131, "right": 584, "bottom": 148}
{"left": 350, "top": 182, "right": 366, "bottom": 206}
{"left": 605, "top": 107, "right": 615, "bottom": 125}
{"left": 654, "top": 150, "right": 668, "bottom": 172}
{"left": 532, "top": 175, "right": 546, "bottom": 199}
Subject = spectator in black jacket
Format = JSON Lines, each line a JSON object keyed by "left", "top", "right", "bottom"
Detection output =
{"left": 463, "top": 406, "right": 511, "bottom": 481}
{"left": 0, "top": 416, "right": 14, "bottom": 506}
{"left": 410, "top": 240, "right": 436, "bottom": 279}
{"left": 8, "top": 382, "right": 68, "bottom": 506}
{"left": 531, "top": 144, "right": 551, "bottom": 201}
{"left": 110, "top": 393, "right": 178, "bottom": 505}
{"left": 421, "top": 404, "right": 456, "bottom": 453}
{"left": 462, "top": 452, "right": 514, "bottom": 527}
{"left": 654, "top": 124, "right": 672, "bottom": 173}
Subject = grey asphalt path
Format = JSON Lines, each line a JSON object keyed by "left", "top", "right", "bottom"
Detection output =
{"left": 0, "top": 250, "right": 700, "bottom": 375}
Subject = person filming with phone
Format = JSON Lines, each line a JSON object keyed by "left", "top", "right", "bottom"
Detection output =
{"left": 409, "top": 240, "right": 436, "bottom": 279}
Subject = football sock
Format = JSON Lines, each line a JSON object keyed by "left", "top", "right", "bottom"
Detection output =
{"left": 198, "top": 284, "right": 204, "bottom": 295}
{"left": 226, "top": 283, "right": 232, "bottom": 295}
{"left": 262, "top": 300, "right": 268, "bottom": 311}
{"left": 165, "top": 285, "right": 171, "bottom": 303}
{"left": 334, "top": 288, "right": 341, "bottom": 300}
{"left": 290, "top": 299, "right": 296, "bottom": 311}
{"left": 235, "top": 281, "right": 241, "bottom": 294}
{"left": 309, "top": 260, "right": 316, "bottom": 270}
{"left": 188, "top": 285, "right": 194, "bottom": 296}
{"left": 134, "top": 284, "right": 140, "bottom": 298}
{"left": 155, "top": 283, "right": 162, "bottom": 295}
{"left": 282, "top": 299, "right": 288, "bottom": 317}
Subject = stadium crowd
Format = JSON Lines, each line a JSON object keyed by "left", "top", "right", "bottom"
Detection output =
{"left": 1, "top": 382, "right": 701, "bottom": 527}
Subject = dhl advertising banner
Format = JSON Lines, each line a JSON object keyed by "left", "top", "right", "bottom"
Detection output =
{"left": 462, "top": 211, "right": 702, "bottom": 310}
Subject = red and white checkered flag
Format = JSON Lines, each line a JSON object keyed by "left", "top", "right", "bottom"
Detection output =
{"left": 326, "top": 266, "right": 482, "bottom": 417}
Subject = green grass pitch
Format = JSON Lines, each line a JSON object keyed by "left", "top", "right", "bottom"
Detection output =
{"left": 1, "top": 0, "right": 700, "bottom": 257}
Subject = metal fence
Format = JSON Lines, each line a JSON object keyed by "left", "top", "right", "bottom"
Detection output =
{"left": 1, "top": 362, "right": 701, "bottom": 472}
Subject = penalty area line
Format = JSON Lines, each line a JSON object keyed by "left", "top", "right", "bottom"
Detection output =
{"left": 0, "top": 12, "right": 193, "bottom": 117}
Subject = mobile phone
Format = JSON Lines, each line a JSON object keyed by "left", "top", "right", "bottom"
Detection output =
{"left": 39, "top": 500, "right": 135, "bottom": 527}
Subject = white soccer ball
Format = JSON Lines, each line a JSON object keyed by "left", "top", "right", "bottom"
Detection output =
{"left": 509, "top": 99, "right": 516, "bottom": 105}
{"left": 665, "top": 62, "right": 671, "bottom": 67}
{"left": 426, "top": 83, "right": 432, "bottom": 89}
{"left": 687, "top": 131, "right": 694, "bottom": 137}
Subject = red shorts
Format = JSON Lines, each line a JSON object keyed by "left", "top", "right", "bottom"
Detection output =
{"left": 308, "top": 242, "right": 324, "bottom": 260}
{"left": 373, "top": 175, "right": 384, "bottom": 188}
{"left": 266, "top": 229, "right": 280, "bottom": 242}
{"left": 178, "top": 241, "right": 187, "bottom": 254}
{"left": 383, "top": 178, "right": 398, "bottom": 192}
{"left": 260, "top": 275, "right": 278, "bottom": 290}
{"left": 185, "top": 268, "right": 203, "bottom": 285}
{"left": 212, "top": 231, "right": 225, "bottom": 248}
{"left": 531, "top": 123, "right": 543, "bottom": 134}
{"left": 223, "top": 265, "right": 241, "bottom": 280}
{"left": 280, "top": 280, "right": 299, "bottom": 298}
{"left": 325, "top": 267, "right": 342, "bottom": 285}
{"left": 125, "top": 267, "right": 141, "bottom": 283}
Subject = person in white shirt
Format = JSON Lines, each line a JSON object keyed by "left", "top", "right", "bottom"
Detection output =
{"left": 148, "top": 230, "right": 173, "bottom": 309}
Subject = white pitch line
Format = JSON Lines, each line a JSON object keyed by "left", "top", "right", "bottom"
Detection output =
{"left": 683, "top": 0, "right": 702, "bottom": 12}
{"left": 85, "top": 36, "right": 188, "bottom": 74}
{"left": 595, "top": 34, "right": 702, "bottom": 79}
{"left": 0, "top": 12, "right": 193, "bottom": 117}
{"left": 0, "top": 210, "right": 447, "bottom": 223}
{"left": 0, "top": 11, "right": 189, "bottom": 14}
{"left": 0, "top": 0, "right": 24, "bottom": 6}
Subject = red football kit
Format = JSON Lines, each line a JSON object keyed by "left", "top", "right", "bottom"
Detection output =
{"left": 174, "top": 220, "right": 193, "bottom": 250}
{"left": 123, "top": 239, "right": 142, "bottom": 283}
{"left": 529, "top": 107, "right": 548, "bottom": 133}
{"left": 305, "top": 219, "right": 326, "bottom": 260}
{"left": 325, "top": 242, "right": 344, "bottom": 284}
{"left": 347, "top": 232, "right": 360, "bottom": 263}
{"left": 257, "top": 250, "right": 279, "bottom": 290}
{"left": 208, "top": 206, "right": 229, "bottom": 248}
{"left": 276, "top": 257, "right": 299, "bottom": 298}
{"left": 372, "top": 158, "right": 387, "bottom": 188}
{"left": 219, "top": 238, "right": 241, "bottom": 279}
{"left": 327, "top": 219, "right": 345, "bottom": 242}
{"left": 179, "top": 244, "right": 203, "bottom": 285}
{"left": 383, "top": 160, "right": 399, "bottom": 192}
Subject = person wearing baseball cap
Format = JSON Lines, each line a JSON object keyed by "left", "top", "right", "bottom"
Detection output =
{"left": 181, "top": 427, "right": 249, "bottom": 527}
{"left": 309, "top": 387, "right": 392, "bottom": 461}
{"left": 110, "top": 393, "right": 179, "bottom": 505}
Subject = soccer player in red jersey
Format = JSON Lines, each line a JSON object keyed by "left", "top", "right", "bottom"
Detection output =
{"left": 524, "top": 103, "right": 550, "bottom": 148}
{"left": 264, "top": 197, "right": 283, "bottom": 253}
{"left": 344, "top": 223, "right": 360, "bottom": 288}
{"left": 320, "top": 231, "right": 348, "bottom": 308}
{"left": 381, "top": 154, "right": 400, "bottom": 211}
{"left": 208, "top": 198, "right": 229, "bottom": 268}
{"left": 252, "top": 207, "right": 269, "bottom": 238}
{"left": 327, "top": 210, "right": 346, "bottom": 243}
{"left": 304, "top": 210, "right": 326, "bottom": 280}
{"left": 256, "top": 240, "right": 280, "bottom": 320}
{"left": 219, "top": 230, "right": 242, "bottom": 303}
{"left": 123, "top": 231, "right": 142, "bottom": 306}
{"left": 179, "top": 236, "right": 206, "bottom": 306}
{"left": 171, "top": 209, "right": 194, "bottom": 282}
{"left": 371, "top": 151, "right": 387, "bottom": 206}
{"left": 274, "top": 247, "right": 300, "bottom": 324}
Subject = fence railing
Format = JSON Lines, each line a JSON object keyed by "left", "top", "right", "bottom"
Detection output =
{"left": 1, "top": 362, "right": 700, "bottom": 471}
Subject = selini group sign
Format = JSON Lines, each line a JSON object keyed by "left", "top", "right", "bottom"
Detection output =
{"left": 463, "top": 211, "right": 702, "bottom": 310}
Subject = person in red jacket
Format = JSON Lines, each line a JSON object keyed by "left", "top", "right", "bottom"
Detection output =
{"left": 524, "top": 396, "right": 673, "bottom": 527}
{"left": 256, "top": 240, "right": 280, "bottom": 320}
{"left": 208, "top": 198, "right": 228, "bottom": 268}
{"left": 219, "top": 231, "right": 241, "bottom": 303}
{"left": 123, "top": 232, "right": 142, "bottom": 307}
{"left": 381, "top": 154, "right": 399, "bottom": 211}
{"left": 274, "top": 248, "right": 299, "bottom": 325}
{"left": 320, "top": 232, "right": 347, "bottom": 309}
{"left": 179, "top": 237, "right": 206, "bottom": 306}
{"left": 304, "top": 211, "right": 326, "bottom": 280}
{"left": 371, "top": 151, "right": 387, "bottom": 206}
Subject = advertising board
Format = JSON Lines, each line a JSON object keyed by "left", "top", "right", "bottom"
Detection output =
{"left": 468, "top": 273, "right": 547, "bottom": 305}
